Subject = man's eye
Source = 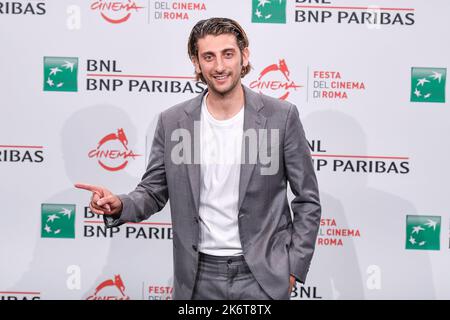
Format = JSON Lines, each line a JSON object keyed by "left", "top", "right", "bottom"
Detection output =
{"left": 204, "top": 55, "right": 213, "bottom": 61}
{"left": 225, "top": 52, "right": 233, "bottom": 58}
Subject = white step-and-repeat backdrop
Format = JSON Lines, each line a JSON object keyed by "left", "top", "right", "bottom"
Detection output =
{"left": 0, "top": 0, "right": 449, "bottom": 300}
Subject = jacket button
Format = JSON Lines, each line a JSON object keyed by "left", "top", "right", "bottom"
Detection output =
{"left": 192, "top": 245, "right": 198, "bottom": 252}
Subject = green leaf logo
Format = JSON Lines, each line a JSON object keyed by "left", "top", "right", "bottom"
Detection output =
{"left": 410, "top": 67, "right": 446, "bottom": 103}
{"left": 405, "top": 215, "right": 440, "bottom": 250}
{"left": 41, "top": 203, "right": 76, "bottom": 239}
{"left": 43, "top": 57, "right": 78, "bottom": 92}
{"left": 252, "top": 0, "right": 286, "bottom": 24}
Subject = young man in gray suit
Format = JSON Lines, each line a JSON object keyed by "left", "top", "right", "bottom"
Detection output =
{"left": 76, "top": 17, "right": 321, "bottom": 300}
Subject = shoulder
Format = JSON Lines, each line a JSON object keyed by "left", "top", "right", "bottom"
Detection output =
{"left": 260, "top": 92, "right": 295, "bottom": 114}
{"left": 256, "top": 91, "right": 299, "bottom": 124}
{"left": 159, "top": 94, "right": 203, "bottom": 124}
{"left": 160, "top": 97, "right": 193, "bottom": 118}
{"left": 244, "top": 85, "right": 296, "bottom": 116}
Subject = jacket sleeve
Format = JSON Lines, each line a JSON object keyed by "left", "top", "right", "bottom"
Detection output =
{"left": 284, "top": 104, "right": 321, "bottom": 283}
{"left": 104, "top": 113, "right": 169, "bottom": 228}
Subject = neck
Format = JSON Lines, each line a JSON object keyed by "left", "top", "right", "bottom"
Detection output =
{"left": 206, "top": 84, "right": 244, "bottom": 120}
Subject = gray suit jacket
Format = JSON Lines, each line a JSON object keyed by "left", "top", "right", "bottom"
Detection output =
{"left": 105, "top": 85, "right": 321, "bottom": 300}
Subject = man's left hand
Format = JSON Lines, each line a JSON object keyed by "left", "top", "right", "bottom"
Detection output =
{"left": 289, "top": 275, "right": 296, "bottom": 294}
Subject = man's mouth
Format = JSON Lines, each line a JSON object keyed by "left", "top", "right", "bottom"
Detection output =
{"left": 213, "top": 74, "right": 228, "bottom": 81}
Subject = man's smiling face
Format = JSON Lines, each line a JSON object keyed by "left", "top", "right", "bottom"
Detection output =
{"left": 193, "top": 33, "right": 249, "bottom": 96}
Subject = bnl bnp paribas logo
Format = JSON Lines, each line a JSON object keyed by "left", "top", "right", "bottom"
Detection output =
{"left": 252, "top": 0, "right": 286, "bottom": 24}
{"left": 43, "top": 57, "right": 78, "bottom": 92}
{"left": 410, "top": 67, "right": 446, "bottom": 103}
{"left": 405, "top": 215, "right": 441, "bottom": 251}
{"left": 41, "top": 204, "right": 76, "bottom": 239}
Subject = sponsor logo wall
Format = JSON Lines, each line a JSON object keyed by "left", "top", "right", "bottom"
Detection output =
{"left": 1, "top": 0, "right": 449, "bottom": 299}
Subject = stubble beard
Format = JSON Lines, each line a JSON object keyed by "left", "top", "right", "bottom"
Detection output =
{"left": 205, "top": 71, "right": 242, "bottom": 98}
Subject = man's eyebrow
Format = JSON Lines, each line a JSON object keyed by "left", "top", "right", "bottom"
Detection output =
{"left": 222, "top": 47, "right": 237, "bottom": 52}
{"left": 200, "top": 47, "right": 237, "bottom": 56}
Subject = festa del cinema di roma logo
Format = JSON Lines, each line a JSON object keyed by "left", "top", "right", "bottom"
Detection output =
{"left": 249, "top": 59, "right": 302, "bottom": 100}
{"left": 87, "top": 275, "right": 130, "bottom": 300}
{"left": 88, "top": 128, "right": 141, "bottom": 171}
{"left": 90, "top": 0, "right": 145, "bottom": 24}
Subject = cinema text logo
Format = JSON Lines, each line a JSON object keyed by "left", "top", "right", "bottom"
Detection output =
{"left": 145, "top": 284, "right": 173, "bottom": 300}
{"left": 309, "top": 140, "right": 410, "bottom": 175}
{"left": 410, "top": 67, "right": 446, "bottom": 103}
{"left": 152, "top": 1, "right": 207, "bottom": 21}
{"left": 249, "top": 59, "right": 302, "bottom": 100}
{"left": 84, "top": 207, "right": 173, "bottom": 240}
{"left": 405, "top": 215, "right": 441, "bottom": 251}
{"left": 87, "top": 275, "right": 130, "bottom": 300}
{"left": 0, "top": 1, "right": 46, "bottom": 15}
{"left": 317, "top": 218, "right": 360, "bottom": 246}
{"left": 311, "top": 70, "right": 365, "bottom": 100}
{"left": 0, "top": 144, "right": 44, "bottom": 163}
{"left": 88, "top": 128, "right": 141, "bottom": 172}
{"left": 251, "top": 0, "right": 287, "bottom": 24}
{"left": 41, "top": 204, "right": 76, "bottom": 239}
{"left": 295, "top": 0, "right": 415, "bottom": 26}
{"left": 90, "top": 0, "right": 145, "bottom": 24}
{"left": 43, "top": 57, "right": 78, "bottom": 92}
{"left": 86, "top": 59, "right": 206, "bottom": 94}
{"left": 0, "top": 291, "right": 41, "bottom": 300}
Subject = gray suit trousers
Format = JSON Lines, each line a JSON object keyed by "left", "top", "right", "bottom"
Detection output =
{"left": 192, "top": 253, "right": 273, "bottom": 300}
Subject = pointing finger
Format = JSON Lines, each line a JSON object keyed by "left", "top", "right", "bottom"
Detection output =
{"left": 75, "top": 183, "right": 102, "bottom": 194}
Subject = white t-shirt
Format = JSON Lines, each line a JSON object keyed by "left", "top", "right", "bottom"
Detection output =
{"left": 198, "top": 95, "right": 244, "bottom": 256}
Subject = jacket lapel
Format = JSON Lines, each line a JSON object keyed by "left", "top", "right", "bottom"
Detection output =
{"left": 178, "top": 92, "right": 204, "bottom": 215}
{"left": 238, "top": 86, "right": 267, "bottom": 210}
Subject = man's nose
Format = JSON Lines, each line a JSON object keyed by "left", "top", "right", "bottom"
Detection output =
{"left": 215, "top": 57, "right": 225, "bottom": 73}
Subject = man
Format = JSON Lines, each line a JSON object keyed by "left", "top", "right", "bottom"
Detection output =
{"left": 76, "top": 17, "right": 321, "bottom": 300}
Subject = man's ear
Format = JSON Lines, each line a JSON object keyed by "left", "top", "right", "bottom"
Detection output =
{"left": 242, "top": 47, "right": 250, "bottom": 68}
{"left": 191, "top": 56, "right": 201, "bottom": 74}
